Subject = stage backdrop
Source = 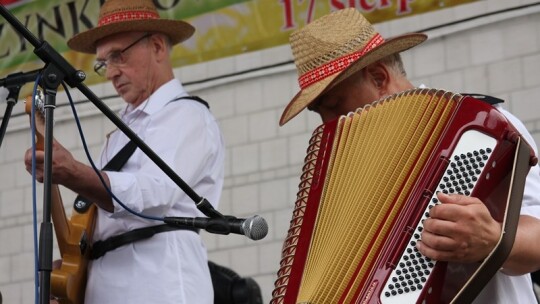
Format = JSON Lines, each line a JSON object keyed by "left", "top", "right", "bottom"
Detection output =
{"left": 0, "top": 0, "right": 479, "bottom": 90}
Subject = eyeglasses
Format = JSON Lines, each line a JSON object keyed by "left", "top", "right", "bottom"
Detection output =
{"left": 94, "top": 33, "right": 152, "bottom": 76}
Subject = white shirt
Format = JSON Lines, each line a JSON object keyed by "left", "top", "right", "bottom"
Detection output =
{"left": 84, "top": 79, "right": 225, "bottom": 304}
{"left": 473, "top": 105, "right": 540, "bottom": 304}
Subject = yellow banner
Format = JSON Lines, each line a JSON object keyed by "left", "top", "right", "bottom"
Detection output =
{"left": 0, "top": 0, "right": 479, "bottom": 89}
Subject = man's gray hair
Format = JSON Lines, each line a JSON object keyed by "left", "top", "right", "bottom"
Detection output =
{"left": 379, "top": 53, "right": 407, "bottom": 77}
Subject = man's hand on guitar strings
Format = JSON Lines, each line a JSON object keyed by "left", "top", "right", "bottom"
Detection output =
{"left": 23, "top": 139, "right": 115, "bottom": 212}
{"left": 24, "top": 139, "right": 79, "bottom": 184}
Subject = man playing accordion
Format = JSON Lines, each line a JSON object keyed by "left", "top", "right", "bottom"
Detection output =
{"left": 275, "top": 8, "right": 540, "bottom": 304}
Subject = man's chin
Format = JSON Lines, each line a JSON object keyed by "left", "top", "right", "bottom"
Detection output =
{"left": 117, "top": 90, "right": 132, "bottom": 103}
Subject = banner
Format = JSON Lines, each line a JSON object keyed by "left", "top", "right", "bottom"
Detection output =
{"left": 0, "top": 0, "right": 480, "bottom": 89}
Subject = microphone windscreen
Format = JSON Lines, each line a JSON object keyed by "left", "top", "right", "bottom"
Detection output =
{"left": 243, "top": 215, "right": 268, "bottom": 241}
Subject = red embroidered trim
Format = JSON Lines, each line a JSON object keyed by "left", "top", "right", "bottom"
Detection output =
{"left": 98, "top": 11, "right": 160, "bottom": 27}
{"left": 298, "top": 33, "right": 384, "bottom": 89}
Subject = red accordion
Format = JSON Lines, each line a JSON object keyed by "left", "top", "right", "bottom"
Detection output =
{"left": 271, "top": 88, "right": 537, "bottom": 304}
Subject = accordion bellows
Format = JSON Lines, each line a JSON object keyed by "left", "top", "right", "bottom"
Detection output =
{"left": 271, "top": 88, "right": 536, "bottom": 304}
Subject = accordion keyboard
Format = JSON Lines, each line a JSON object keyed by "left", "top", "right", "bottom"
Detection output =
{"left": 381, "top": 130, "right": 496, "bottom": 303}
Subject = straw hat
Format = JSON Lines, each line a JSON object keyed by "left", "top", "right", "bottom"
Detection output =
{"left": 67, "top": 0, "right": 195, "bottom": 54}
{"left": 279, "top": 8, "right": 427, "bottom": 126}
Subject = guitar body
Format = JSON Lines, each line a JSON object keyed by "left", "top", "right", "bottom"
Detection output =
{"left": 50, "top": 189, "right": 96, "bottom": 304}
{"left": 26, "top": 93, "right": 96, "bottom": 304}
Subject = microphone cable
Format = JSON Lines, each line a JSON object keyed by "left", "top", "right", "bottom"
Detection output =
{"left": 30, "top": 75, "right": 41, "bottom": 304}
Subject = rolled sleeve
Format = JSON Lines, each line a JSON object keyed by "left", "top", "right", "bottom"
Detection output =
{"left": 499, "top": 106, "right": 540, "bottom": 219}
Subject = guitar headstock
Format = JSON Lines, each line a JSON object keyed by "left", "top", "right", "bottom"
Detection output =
{"left": 24, "top": 89, "right": 45, "bottom": 115}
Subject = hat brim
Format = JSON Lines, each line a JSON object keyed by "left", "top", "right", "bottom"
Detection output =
{"left": 279, "top": 33, "right": 427, "bottom": 126}
{"left": 67, "top": 19, "right": 195, "bottom": 54}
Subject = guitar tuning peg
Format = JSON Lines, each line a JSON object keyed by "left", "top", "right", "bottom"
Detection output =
{"left": 24, "top": 89, "right": 46, "bottom": 115}
{"left": 35, "top": 90, "right": 45, "bottom": 112}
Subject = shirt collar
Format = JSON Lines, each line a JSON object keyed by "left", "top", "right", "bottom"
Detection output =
{"left": 125, "top": 79, "right": 188, "bottom": 116}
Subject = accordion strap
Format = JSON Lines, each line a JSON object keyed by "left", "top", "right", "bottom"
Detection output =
{"left": 461, "top": 93, "right": 504, "bottom": 105}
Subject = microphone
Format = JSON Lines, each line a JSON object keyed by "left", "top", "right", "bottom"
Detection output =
{"left": 164, "top": 215, "right": 268, "bottom": 241}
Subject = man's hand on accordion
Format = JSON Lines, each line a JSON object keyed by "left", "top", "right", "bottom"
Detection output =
{"left": 416, "top": 192, "right": 502, "bottom": 263}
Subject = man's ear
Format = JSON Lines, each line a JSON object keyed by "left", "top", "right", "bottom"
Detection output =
{"left": 365, "top": 62, "right": 390, "bottom": 96}
{"left": 150, "top": 34, "right": 168, "bottom": 61}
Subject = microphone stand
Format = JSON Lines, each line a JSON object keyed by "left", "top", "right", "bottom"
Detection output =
{"left": 0, "top": 4, "right": 226, "bottom": 304}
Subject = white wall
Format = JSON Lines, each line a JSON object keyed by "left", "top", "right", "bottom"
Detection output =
{"left": 1, "top": 0, "right": 539, "bottom": 303}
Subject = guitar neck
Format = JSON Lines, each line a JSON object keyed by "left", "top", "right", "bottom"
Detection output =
{"left": 50, "top": 186, "right": 71, "bottom": 254}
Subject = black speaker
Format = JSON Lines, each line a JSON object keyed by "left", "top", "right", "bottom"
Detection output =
{"left": 208, "top": 261, "right": 263, "bottom": 304}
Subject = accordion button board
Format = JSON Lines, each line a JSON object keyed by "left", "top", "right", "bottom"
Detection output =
{"left": 380, "top": 130, "right": 496, "bottom": 303}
